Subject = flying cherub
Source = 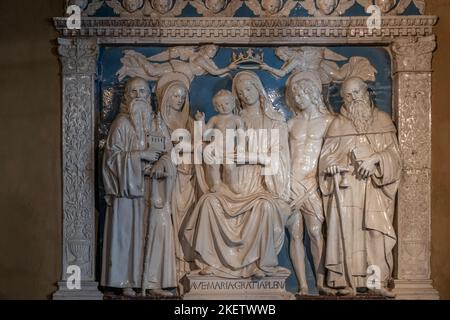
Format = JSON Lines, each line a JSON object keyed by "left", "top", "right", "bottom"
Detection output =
{"left": 190, "top": 0, "right": 244, "bottom": 16}
{"left": 245, "top": 0, "right": 298, "bottom": 17}
{"left": 300, "top": 0, "right": 355, "bottom": 16}
{"left": 261, "top": 47, "right": 377, "bottom": 85}
{"left": 66, "top": 0, "right": 105, "bottom": 15}
{"left": 117, "top": 45, "right": 238, "bottom": 82}
{"left": 106, "top": 0, "right": 188, "bottom": 17}
{"left": 356, "top": 0, "right": 425, "bottom": 15}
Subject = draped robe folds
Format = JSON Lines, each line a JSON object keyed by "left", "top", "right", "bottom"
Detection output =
{"left": 142, "top": 118, "right": 177, "bottom": 290}
{"left": 101, "top": 114, "right": 147, "bottom": 288}
{"left": 183, "top": 109, "right": 291, "bottom": 278}
{"left": 170, "top": 118, "right": 199, "bottom": 283}
{"left": 318, "top": 108, "right": 401, "bottom": 288}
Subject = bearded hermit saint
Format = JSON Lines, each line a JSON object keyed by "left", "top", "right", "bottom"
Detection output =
{"left": 319, "top": 77, "right": 401, "bottom": 297}
{"left": 101, "top": 77, "right": 166, "bottom": 297}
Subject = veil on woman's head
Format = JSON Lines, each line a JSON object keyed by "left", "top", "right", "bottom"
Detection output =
{"left": 156, "top": 72, "right": 191, "bottom": 132}
{"left": 231, "top": 71, "right": 284, "bottom": 122}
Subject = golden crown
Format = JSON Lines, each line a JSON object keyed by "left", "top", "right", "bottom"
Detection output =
{"left": 232, "top": 48, "right": 264, "bottom": 65}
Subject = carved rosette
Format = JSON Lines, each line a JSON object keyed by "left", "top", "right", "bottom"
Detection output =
{"left": 58, "top": 38, "right": 99, "bottom": 282}
{"left": 391, "top": 35, "right": 436, "bottom": 281}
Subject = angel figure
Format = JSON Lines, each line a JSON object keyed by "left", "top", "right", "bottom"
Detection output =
{"left": 66, "top": 0, "right": 105, "bottom": 16}
{"left": 261, "top": 47, "right": 376, "bottom": 114}
{"left": 356, "top": 0, "right": 425, "bottom": 15}
{"left": 190, "top": 0, "right": 244, "bottom": 16}
{"left": 106, "top": 0, "right": 146, "bottom": 16}
{"left": 261, "top": 47, "right": 376, "bottom": 84}
{"left": 106, "top": 0, "right": 188, "bottom": 17}
{"left": 300, "top": 0, "right": 355, "bottom": 16}
{"left": 117, "top": 45, "right": 238, "bottom": 83}
{"left": 143, "top": 0, "right": 189, "bottom": 16}
{"left": 245, "top": 0, "right": 298, "bottom": 17}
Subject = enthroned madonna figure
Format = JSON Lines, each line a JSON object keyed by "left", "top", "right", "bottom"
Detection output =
{"left": 183, "top": 71, "right": 291, "bottom": 279}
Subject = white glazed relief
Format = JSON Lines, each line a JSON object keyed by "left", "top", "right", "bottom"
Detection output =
{"left": 69, "top": 0, "right": 426, "bottom": 17}
{"left": 356, "top": 0, "right": 425, "bottom": 15}
{"left": 105, "top": 0, "right": 188, "bottom": 17}
{"left": 95, "top": 45, "right": 406, "bottom": 299}
{"left": 300, "top": 0, "right": 355, "bottom": 16}
{"left": 190, "top": 0, "right": 243, "bottom": 16}
{"left": 53, "top": 0, "right": 440, "bottom": 301}
{"left": 245, "top": 0, "right": 298, "bottom": 17}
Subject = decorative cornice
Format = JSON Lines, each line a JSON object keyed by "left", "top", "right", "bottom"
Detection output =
{"left": 54, "top": 15, "right": 437, "bottom": 44}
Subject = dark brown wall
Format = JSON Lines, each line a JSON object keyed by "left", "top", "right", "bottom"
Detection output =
{"left": 0, "top": 0, "right": 448, "bottom": 299}
{"left": 0, "top": 0, "right": 63, "bottom": 299}
{"left": 427, "top": 0, "right": 450, "bottom": 300}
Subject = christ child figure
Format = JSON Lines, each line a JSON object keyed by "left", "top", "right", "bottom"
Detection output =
{"left": 195, "top": 89, "right": 244, "bottom": 193}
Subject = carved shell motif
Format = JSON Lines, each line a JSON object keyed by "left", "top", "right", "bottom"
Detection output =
{"left": 300, "top": 0, "right": 355, "bottom": 16}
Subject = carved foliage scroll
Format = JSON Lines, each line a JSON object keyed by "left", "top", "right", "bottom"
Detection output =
{"left": 58, "top": 38, "right": 98, "bottom": 280}
{"left": 392, "top": 36, "right": 435, "bottom": 280}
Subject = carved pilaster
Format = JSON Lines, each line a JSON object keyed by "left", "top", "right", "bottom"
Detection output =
{"left": 53, "top": 38, "right": 102, "bottom": 300}
{"left": 391, "top": 35, "right": 439, "bottom": 299}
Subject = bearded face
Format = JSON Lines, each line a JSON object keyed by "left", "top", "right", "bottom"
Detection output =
{"left": 129, "top": 99, "right": 152, "bottom": 150}
{"left": 347, "top": 99, "right": 373, "bottom": 133}
{"left": 342, "top": 78, "right": 374, "bottom": 133}
{"left": 124, "top": 78, "right": 152, "bottom": 149}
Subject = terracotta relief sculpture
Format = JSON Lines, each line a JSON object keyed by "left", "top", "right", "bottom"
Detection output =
{"left": 319, "top": 77, "right": 401, "bottom": 297}
{"left": 102, "top": 45, "right": 402, "bottom": 299}
{"left": 285, "top": 72, "right": 335, "bottom": 296}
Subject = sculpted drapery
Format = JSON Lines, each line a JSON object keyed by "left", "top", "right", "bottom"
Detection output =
{"left": 156, "top": 74, "right": 199, "bottom": 287}
{"left": 101, "top": 55, "right": 402, "bottom": 299}
{"left": 319, "top": 78, "right": 401, "bottom": 296}
{"left": 182, "top": 71, "right": 292, "bottom": 278}
{"left": 101, "top": 78, "right": 156, "bottom": 293}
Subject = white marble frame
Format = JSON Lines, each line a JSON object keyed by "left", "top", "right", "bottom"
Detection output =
{"left": 52, "top": 15, "right": 439, "bottom": 300}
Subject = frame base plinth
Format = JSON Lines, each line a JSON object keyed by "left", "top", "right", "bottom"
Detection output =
{"left": 394, "top": 279, "right": 440, "bottom": 300}
{"left": 53, "top": 281, "right": 103, "bottom": 300}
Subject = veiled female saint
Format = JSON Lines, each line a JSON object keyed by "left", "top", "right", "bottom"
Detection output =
{"left": 155, "top": 75, "right": 199, "bottom": 292}
{"left": 183, "top": 71, "right": 291, "bottom": 279}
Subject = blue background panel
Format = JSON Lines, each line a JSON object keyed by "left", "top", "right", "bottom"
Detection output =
{"left": 96, "top": 44, "right": 392, "bottom": 294}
